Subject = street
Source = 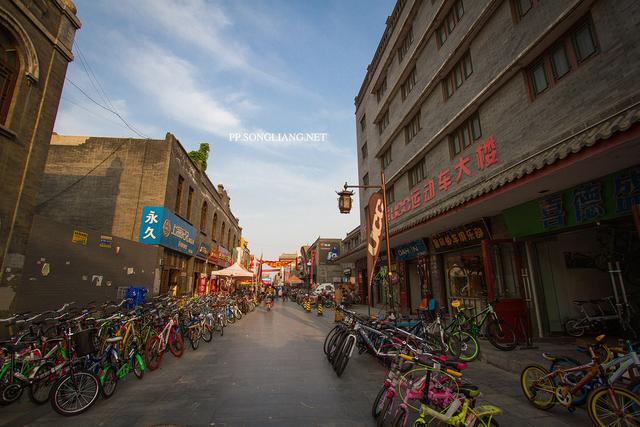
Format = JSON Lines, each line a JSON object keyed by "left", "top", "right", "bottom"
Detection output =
{"left": 1, "top": 300, "right": 591, "bottom": 427}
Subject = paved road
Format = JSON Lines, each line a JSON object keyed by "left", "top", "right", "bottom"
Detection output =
{"left": 1, "top": 300, "right": 590, "bottom": 426}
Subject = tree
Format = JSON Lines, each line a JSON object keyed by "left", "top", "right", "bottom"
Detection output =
{"left": 188, "top": 143, "right": 210, "bottom": 172}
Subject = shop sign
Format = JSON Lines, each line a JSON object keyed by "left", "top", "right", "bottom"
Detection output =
{"left": 394, "top": 239, "right": 428, "bottom": 261}
{"left": 99, "top": 235, "right": 113, "bottom": 248}
{"left": 367, "top": 192, "right": 385, "bottom": 300}
{"left": 388, "top": 136, "right": 499, "bottom": 222}
{"left": 72, "top": 230, "right": 88, "bottom": 245}
{"left": 196, "top": 239, "right": 211, "bottom": 260}
{"left": 504, "top": 166, "right": 640, "bottom": 237}
{"left": 207, "top": 243, "right": 232, "bottom": 267}
{"left": 138, "top": 206, "right": 195, "bottom": 256}
{"left": 430, "top": 221, "right": 488, "bottom": 251}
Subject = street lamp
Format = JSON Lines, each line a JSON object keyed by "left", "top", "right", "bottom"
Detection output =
{"left": 335, "top": 170, "right": 396, "bottom": 314}
{"left": 336, "top": 189, "right": 354, "bottom": 213}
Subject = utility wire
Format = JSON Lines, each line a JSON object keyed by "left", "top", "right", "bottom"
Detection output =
{"left": 60, "top": 95, "right": 127, "bottom": 128}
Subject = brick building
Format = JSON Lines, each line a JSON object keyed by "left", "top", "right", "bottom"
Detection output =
{"left": 306, "top": 237, "right": 343, "bottom": 286}
{"left": 0, "top": 0, "right": 80, "bottom": 311}
{"left": 341, "top": 0, "right": 640, "bottom": 335}
{"left": 33, "top": 133, "right": 242, "bottom": 298}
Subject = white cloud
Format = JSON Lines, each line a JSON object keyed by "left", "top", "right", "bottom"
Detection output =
{"left": 122, "top": 41, "right": 243, "bottom": 138}
{"left": 208, "top": 157, "right": 359, "bottom": 259}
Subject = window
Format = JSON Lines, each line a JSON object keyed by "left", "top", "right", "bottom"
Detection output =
{"left": 408, "top": 158, "right": 426, "bottom": 188}
{"left": 233, "top": 234, "right": 237, "bottom": 248}
{"left": 573, "top": 21, "right": 597, "bottom": 62}
{"left": 442, "top": 51, "right": 473, "bottom": 100}
{"left": 378, "top": 110, "right": 390, "bottom": 134}
{"left": 200, "top": 202, "right": 208, "bottom": 234}
{"left": 212, "top": 212, "right": 218, "bottom": 241}
{"left": 531, "top": 61, "right": 548, "bottom": 94}
{"left": 550, "top": 44, "right": 570, "bottom": 80}
{"left": 227, "top": 229, "right": 231, "bottom": 249}
{"left": 0, "top": 27, "right": 19, "bottom": 125}
{"left": 404, "top": 111, "right": 421, "bottom": 144}
{"left": 526, "top": 17, "right": 598, "bottom": 100}
{"left": 437, "top": 0, "right": 464, "bottom": 47}
{"left": 186, "top": 187, "right": 194, "bottom": 220}
{"left": 401, "top": 67, "right": 417, "bottom": 100}
{"left": 175, "top": 175, "right": 184, "bottom": 213}
{"left": 361, "top": 142, "right": 368, "bottom": 159}
{"left": 362, "top": 173, "right": 369, "bottom": 186}
{"left": 360, "top": 115, "right": 366, "bottom": 132}
{"left": 381, "top": 147, "right": 392, "bottom": 169}
{"left": 449, "top": 112, "right": 482, "bottom": 157}
{"left": 375, "top": 77, "right": 387, "bottom": 103}
{"left": 386, "top": 185, "right": 395, "bottom": 204}
{"left": 398, "top": 27, "right": 414, "bottom": 63}
{"left": 221, "top": 222, "right": 226, "bottom": 247}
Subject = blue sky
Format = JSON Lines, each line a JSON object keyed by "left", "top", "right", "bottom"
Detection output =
{"left": 55, "top": 0, "right": 394, "bottom": 259}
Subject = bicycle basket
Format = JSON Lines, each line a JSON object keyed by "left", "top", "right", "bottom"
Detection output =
{"left": 72, "top": 328, "right": 98, "bottom": 357}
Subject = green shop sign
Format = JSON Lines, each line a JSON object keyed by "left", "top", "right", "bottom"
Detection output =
{"left": 503, "top": 166, "right": 640, "bottom": 238}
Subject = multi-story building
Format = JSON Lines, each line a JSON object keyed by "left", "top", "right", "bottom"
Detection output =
{"left": 31, "top": 133, "right": 242, "bottom": 299}
{"left": 344, "top": 0, "right": 640, "bottom": 335}
{"left": 0, "top": 0, "right": 80, "bottom": 312}
{"left": 306, "top": 237, "right": 343, "bottom": 286}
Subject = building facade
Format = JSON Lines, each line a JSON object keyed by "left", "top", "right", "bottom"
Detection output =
{"left": 346, "top": 0, "right": 640, "bottom": 335}
{"left": 0, "top": 0, "right": 80, "bottom": 311}
{"left": 306, "top": 237, "right": 343, "bottom": 286}
{"left": 31, "top": 133, "right": 242, "bottom": 300}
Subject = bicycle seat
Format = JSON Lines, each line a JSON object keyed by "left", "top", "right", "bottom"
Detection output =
{"left": 105, "top": 336, "right": 123, "bottom": 343}
{"left": 542, "top": 352, "right": 559, "bottom": 361}
{"left": 459, "top": 384, "right": 480, "bottom": 398}
{"left": 572, "top": 299, "right": 590, "bottom": 304}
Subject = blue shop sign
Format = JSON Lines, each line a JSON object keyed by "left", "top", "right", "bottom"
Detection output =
{"left": 139, "top": 206, "right": 195, "bottom": 256}
{"left": 394, "top": 239, "right": 428, "bottom": 261}
{"left": 196, "top": 239, "right": 211, "bottom": 260}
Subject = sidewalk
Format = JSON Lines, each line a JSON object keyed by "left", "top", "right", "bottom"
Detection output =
{"left": 342, "top": 304, "right": 591, "bottom": 375}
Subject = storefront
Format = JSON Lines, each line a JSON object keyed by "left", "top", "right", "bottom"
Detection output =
{"left": 207, "top": 243, "right": 232, "bottom": 294}
{"left": 503, "top": 166, "right": 640, "bottom": 335}
{"left": 138, "top": 206, "right": 196, "bottom": 296}
{"left": 393, "top": 239, "right": 429, "bottom": 313}
{"left": 194, "top": 239, "right": 211, "bottom": 295}
{"left": 429, "top": 221, "right": 491, "bottom": 314}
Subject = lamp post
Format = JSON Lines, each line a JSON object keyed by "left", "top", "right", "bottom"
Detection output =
{"left": 336, "top": 170, "right": 395, "bottom": 314}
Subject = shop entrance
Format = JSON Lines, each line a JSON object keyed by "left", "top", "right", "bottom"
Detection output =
{"left": 482, "top": 240, "right": 531, "bottom": 341}
{"left": 443, "top": 246, "right": 487, "bottom": 315}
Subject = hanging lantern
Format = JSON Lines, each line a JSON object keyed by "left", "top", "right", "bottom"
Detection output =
{"left": 337, "top": 189, "right": 354, "bottom": 214}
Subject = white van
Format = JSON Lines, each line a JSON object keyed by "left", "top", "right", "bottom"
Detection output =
{"left": 312, "top": 283, "right": 335, "bottom": 296}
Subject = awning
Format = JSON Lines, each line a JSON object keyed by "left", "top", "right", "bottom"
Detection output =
{"left": 210, "top": 262, "right": 254, "bottom": 278}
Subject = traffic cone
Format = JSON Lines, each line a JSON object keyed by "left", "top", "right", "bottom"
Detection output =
{"left": 317, "top": 302, "right": 323, "bottom": 316}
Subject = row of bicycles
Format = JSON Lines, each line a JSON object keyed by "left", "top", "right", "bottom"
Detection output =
{"left": 520, "top": 335, "right": 640, "bottom": 426}
{"left": 323, "top": 307, "right": 502, "bottom": 426}
{"left": 0, "top": 292, "right": 255, "bottom": 416}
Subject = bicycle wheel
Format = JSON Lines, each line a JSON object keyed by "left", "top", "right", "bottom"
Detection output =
{"left": 324, "top": 325, "right": 341, "bottom": 355}
{"left": 145, "top": 336, "right": 162, "bottom": 371}
{"left": 100, "top": 366, "right": 117, "bottom": 398}
{"left": 235, "top": 309, "right": 242, "bottom": 320}
{"left": 132, "top": 354, "right": 144, "bottom": 379}
{"left": 50, "top": 371, "right": 100, "bottom": 416}
{"left": 392, "top": 407, "right": 410, "bottom": 427}
{"left": 564, "top": 319, "right": 585, "bottom": 337}
{"left": 372, "top": 384, "right": 387, "bottom": 418}
{"left": 189, "top": 328, "right": 201, "bottom": 350}
{"left": 335, "top": 337, "right": 354, "bottom": 377}
{"left": 376, "top": 393, "right": 394, "bottom": 427}
{"left": 202, "top": 324, "right": 213, "bottom": 343}
{"left": 448, "top": 331, "right": 479, "bottom": 361}
{"left": 29, "top": 361, "right": 56, "bottom": 404}
{"left": 486, "top": 320, "right": 517, "bottom": 351}
{"left": 169, "top": 327, "right": 184, "bottom": 357}
{"left": 588, "top": 385, "right": 640, "bottom": 426}
{"left": 520, "top": 364, "right": 555, "bottom": 410}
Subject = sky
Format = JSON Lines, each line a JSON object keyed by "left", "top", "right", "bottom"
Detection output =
{"left": 55, "top": 0, "right": 395, "bottom": 259}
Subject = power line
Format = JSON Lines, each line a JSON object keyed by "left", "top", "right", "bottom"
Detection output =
{"left": 60, "top": 95, "right": 127, "bottom": 128}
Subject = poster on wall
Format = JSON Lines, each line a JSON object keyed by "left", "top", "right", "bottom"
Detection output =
{"left": 72, "top": 230, "right": 88, "bottom": 245}
{"left": 318, "top": 242, "right": 340, "bottom": 263}
{"left": 92, "top": 275, "right": 103, "bottom": 287}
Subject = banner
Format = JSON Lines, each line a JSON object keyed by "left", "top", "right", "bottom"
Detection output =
{"left": 261, "top": 260, "right": 295, "bottom": 268}
{"left": 367, "top": 192, "right": 384, "bottom": 306}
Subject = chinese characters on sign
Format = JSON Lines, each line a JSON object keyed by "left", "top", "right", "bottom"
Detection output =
{"left": 138, "top": 207, "right": 196, "bottom": 256}
{"left": 574, "top": 182, "right": 605, "bottom": 223}
{"left": 71, "top": 230, "right": 88, "bottom": 245}
{"left": 388, "top": 136, "right": 498, "bottom": 222}
{"left": 614, "top": 167, "right": 640, "bottom": 214}
{"left": 430, "top": 221, "right": 488, "bottom": 251}
{"left": 540, "top": 194, "right": 566, "bottom": 229}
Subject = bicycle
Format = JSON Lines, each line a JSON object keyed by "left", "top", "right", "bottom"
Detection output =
{"left": 520, "top": 336, "right": 640, "bottom": 425}
{"left": 448, "top": 299, "right": 517, "bottom": 351}
{"left": 144, "top": 310, "right": 184, "bottom": 371}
